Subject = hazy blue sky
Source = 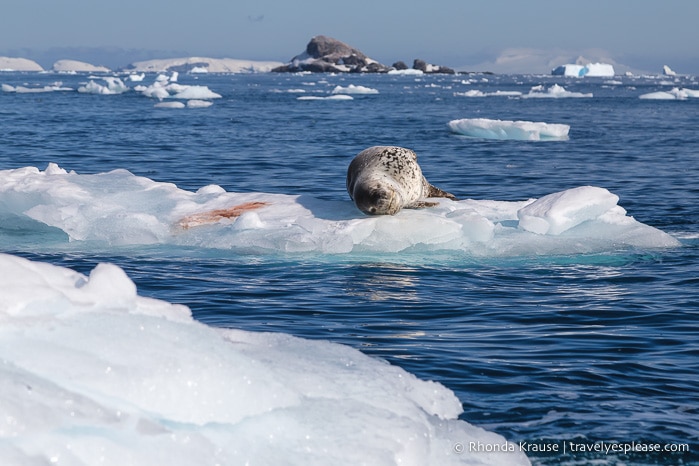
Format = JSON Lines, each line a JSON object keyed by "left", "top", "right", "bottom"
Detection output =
{"left": 2, "top": 0, "right": 697, "bottom": 73}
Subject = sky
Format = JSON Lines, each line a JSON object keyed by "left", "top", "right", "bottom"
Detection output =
{"left": 2, "top": 0, "right": 698, "bottom": 74}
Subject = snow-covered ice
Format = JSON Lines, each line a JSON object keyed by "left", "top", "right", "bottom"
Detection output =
{"left": 639, "top": 87, "right": 699, "bottom": 100}
{"left": 78, "top": 77, "right": 129, "bottom": 95}
{"left": 297, "top": 95, "right": 354, "bottom": 101}
{"left": 448, "top": 118, "right": 570, "bottom": 141}
{"left": 551, "top": 63, "right": 615, "bottom": 77}
{"left": 522, "top": 84, "right": 593, "bottom": 99}
{"left": 0, "top": 164, "right": 679, "bottom": 256}
{"left": 0, "top": 253, "right": 529, "bottom": 465}
{"left": 331, "top": 84, "right": 379, "bottom": 94}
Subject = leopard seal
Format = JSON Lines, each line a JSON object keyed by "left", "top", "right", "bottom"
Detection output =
{"left": 346, "top": 146, "right": 457, "bottom": 215}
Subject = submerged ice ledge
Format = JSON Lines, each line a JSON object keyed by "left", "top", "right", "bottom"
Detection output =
{"left": 1, "top": 253, "right": 530, "bottom": 465}
{"left": 0, "top": 164, "right": 680, "bottom": 256}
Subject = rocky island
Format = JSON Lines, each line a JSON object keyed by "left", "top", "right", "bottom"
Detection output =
{"left": 273, "top": 35, "right": 455, "bottom": 74}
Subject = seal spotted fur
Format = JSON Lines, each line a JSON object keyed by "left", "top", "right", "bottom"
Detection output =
{"left": 346, "top": 146, "right": 457, "bottom": 215}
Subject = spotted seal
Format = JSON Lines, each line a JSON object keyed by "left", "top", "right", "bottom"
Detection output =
{"left": 346, "top": 146, "right": 457, "bottom": 215}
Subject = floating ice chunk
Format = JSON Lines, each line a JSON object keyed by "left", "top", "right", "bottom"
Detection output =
{"left": 0, "top": 253, "right": 529, "bottom": 466}
{"left": 387, "top": 68, "right": 424, "bottom": 75}
{"left": 154, "top": 101, "right": 185, "bottom": 108}
{"left": 78, "top": 77, "right": 128, "bottom": 95}
{"left": 187, "top": 99, "right": 214, "bottom": 108}
{"left": 638, "top": 87, "right": 699, "bottom": 100}
{"left": 189, "top": 66, "right": 208, "bottom": 73}
{"left": 454, "top": 89, "right": 522, "bottom": 98}
{"left": 128, "top": 73, "right": 146, "bottom": 82}
{"left": 517, "top": 186, "right": 620, "bottom": 235}
{"left": 331, "top": 84, "right": 379, "bottom": 94}
{"left": 297, "top": 95, "right": 354, "bottom": 101}
{"left": 2, "top": 83, "right": 73, "bottom": 93}
{"left": 170, "top": 85, "right": 221, "bottom": 100}
{"left": 0, "top": 165, "right": 680, "bottom": 256}
{"left": 448, "top": 118, "right": 570, "bottom": 141}
{"left": 523, "top": 84, "right": 592, "bottom": 98}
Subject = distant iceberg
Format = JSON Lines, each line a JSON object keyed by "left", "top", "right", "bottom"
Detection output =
{"left": 127, "top": 57, "right": 284, "bottom": 73}
{"left": 551, "top": 62, "right": 615, "bottom": 77}
{"left": 0, "top": 56, "right": 43, "bottom": 72}
{"left": 0, "top": 253, "right": 530, "bottom": 466}
{"left": 662, "top": 65, "right": 676, "bottom": 76}
{"left": 448, "top": 118, "right": 569, "bottom": 141}
{"left": 78, "top": 77, "right": 129, "bottom": 95}
{"left": 52, "top": 59, "right": 111, "bottom": 73}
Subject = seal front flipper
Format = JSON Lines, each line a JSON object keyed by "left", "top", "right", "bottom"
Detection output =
{"left": 406, "top": 200, "right": 440, "bottom": 209}
{"left": 426, "top": 183, "right": 458, "bottom": 201}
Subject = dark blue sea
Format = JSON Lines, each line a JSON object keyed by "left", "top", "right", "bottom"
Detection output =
{"left": 1, "top": 70, "right": 697, "bottom": 465}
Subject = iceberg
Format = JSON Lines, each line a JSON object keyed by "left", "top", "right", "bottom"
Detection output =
{"left": 2, "top": 83, "right": 73, "bottom": 93}
{"left": 0, "top": 56, "right": 43, "bottom": 72}
{"left": 448, "top": 118, "right": 570, "bottom": 141}
{"left": 0, "top": 253, "right": 529, "bottom": 466}
{"left": 454, "top": 90, "right": 523, "bottom": 98}
{"left": 52, "top": 59, "right": 111, "bottom": 73}
{"left": 551, "top": 63, "right": 615, "bottom": 77}
{"left": 0, "top": 165, "right": 680, "bottom": 257}
{"left": 127, "top": 57, "right": 284, "bottom": 73}
{"left": 662, "top": 65, "right": 676, "bottom": 76}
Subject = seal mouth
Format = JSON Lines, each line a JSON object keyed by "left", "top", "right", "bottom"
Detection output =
{"left": 357, "top": 187, "right": 400, "bottom": 215}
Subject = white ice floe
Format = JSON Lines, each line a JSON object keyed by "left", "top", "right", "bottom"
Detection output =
{"left": 77, "top": 77, "right": 129, "bottom": 95}
{"left": 0, "top": 253, "right": 529, "bottom": 466}
{"left": 387, "top": 68, "right": 424, "bottom": 75}
{"left": 297, "top": 95, "right": 354, "bottom": 101}
{"left": 522, "top": 84, "right": 593, "bottom": 99}
{"left": 331, "top": 84, "right": 379, "bottom": 94}
{"left": 639, "top": 87, "right": 699, "bottom": 100}
{"left": 662, "top": 65, "right": 677, "bottom": 76}
{"left": 154, "top": 101, "right": 185, "bottom": 109}
{"left": 1, "top": 83, "right": 73, "bottom": 93}
{"left": 186, "top": 99, "right": 214, "bottom": 108}
{"left": 448, "top": 118, "right": 570, "bottom": 141}
{"left": 454, "top": 90, "right": 523, "bottom": 98}
{"left": 0, "top": 164, "right": 679, "bottom": 256}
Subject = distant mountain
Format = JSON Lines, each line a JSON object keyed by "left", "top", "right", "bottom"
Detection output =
{"left": 125, "top": 57, "right": 283, "bottom": 73}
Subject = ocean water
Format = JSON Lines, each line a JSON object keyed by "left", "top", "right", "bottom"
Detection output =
{"left": 1, "top": 70, "right": 698, "bottom": 465}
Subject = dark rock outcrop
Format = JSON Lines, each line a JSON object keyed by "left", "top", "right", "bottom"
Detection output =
{"left": 412, "top": 59, "right": 455, "bottom": 74}
{"left": 272, "top": 35, "right": 390, "bottom": 73}
{"left": 273, "top": 35, "right": 457, "bottom": 74}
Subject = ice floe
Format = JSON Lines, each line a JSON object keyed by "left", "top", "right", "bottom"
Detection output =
{"left": 331, "top": 84, "right": 379, "bottom": 94}
{"left": 448, "top": 118, "right": 570, "bottom": 141}
{"left": 522, "top": 84, "right": 593, "bottom": 98}
{"left": 0, "top": 253, "right": 529, "bottom": 465}
{"left": 1, "top": 82, "right": 73, "bottom": 93}
{"left": 297, "top": 95, "right": 354, "bottom": 101}
{"left": 78, "top": 77, "right": 129, "bottom": 95}
{"left": 639, "top": 87, "right": 699, "bottom": 100}
{"left": 0, "top": 164, "right": 679, "bottom": 257}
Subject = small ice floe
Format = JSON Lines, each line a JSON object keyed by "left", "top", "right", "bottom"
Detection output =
{"left": 448, "top": 118, "right": 570, "bottom": 141}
